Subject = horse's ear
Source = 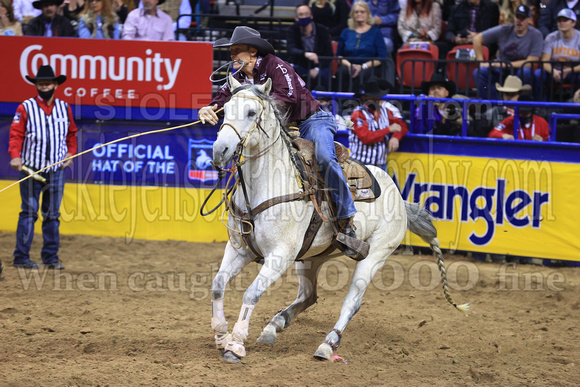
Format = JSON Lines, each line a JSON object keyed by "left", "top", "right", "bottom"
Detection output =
{"left": 229, "top": 74, "right": 241, "bottom": 91}
{"left": 260, "top": 78, "right": 272, "bottom": 95}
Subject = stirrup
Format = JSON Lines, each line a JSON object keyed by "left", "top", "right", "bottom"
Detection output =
{"left": 332, "top": 232, "right": 369, "bottom": 261}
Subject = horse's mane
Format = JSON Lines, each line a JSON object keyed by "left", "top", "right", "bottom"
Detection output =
{"left": 232, "top": 84, "right": 290, "bottom": 127}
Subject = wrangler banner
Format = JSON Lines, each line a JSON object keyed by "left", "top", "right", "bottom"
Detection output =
{"left": 0, "top": 36, "right": 213, "bottom": 114}
{"left": 389, "top": 153, "right": 580, "bottom": 261}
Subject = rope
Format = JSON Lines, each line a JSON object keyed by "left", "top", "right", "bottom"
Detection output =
{"left": 1, "top": 108, "right": 223, "bottom": 195}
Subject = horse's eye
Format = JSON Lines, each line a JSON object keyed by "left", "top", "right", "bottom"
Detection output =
{"left": 248, "top": 110, "right": 256, "bottom": 118}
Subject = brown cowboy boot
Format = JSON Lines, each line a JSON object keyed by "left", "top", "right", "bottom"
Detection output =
{"left": 333, "top": 217, "right": 370, "bottom": 261}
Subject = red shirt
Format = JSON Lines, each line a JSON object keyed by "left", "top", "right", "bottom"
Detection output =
{"left": 351, "top": 107, "right": 408, "bottom": 145}
{"left": 9, "top": 96, "right": 78, "bottom": 160}
{"left": 488, "top": 115, "right": 550, "bottom": 141}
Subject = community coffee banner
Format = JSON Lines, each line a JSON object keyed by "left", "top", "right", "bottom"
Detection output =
{"left": 1, "top": 36, "right": 213, "bottom": 111}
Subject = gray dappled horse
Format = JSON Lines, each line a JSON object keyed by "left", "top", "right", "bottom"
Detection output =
{"left": 210, "top": 75, "right": 469, "bottom": 363}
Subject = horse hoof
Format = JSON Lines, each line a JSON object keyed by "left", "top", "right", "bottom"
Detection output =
{"left": 256, "top": 330, "right": 276, "bottom": 344}
{"left": 313, "top": 343, "right": 333, "bottom": 361}
{"left": 223, "top": 350, "right": 241, "bottom": 364}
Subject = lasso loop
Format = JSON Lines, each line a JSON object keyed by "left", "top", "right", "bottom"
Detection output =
{"left": 209, "top": 60, "right": 245, "bottom": 83}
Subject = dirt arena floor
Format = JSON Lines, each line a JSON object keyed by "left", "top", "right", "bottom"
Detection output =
{"left": 1, "top": 231, "right": 579, "bottom": 386}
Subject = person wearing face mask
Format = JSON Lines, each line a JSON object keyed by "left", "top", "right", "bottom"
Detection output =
{"left": 488, "top": 92, "right": 550, "bottom": 140}
{"left": 349, "top": 77, "right": 408, "bottom": 172}
{"left": 287, "top": 4, "right": 334, "bottom": 90}
{"left": 25, "top": 0, "right": 76, "bottom": 36}
{"left": 8, "top": 65, "right": 78, "bottom": 270}
{"left": 414, "top": 73, "right": 463, "bottom": 135}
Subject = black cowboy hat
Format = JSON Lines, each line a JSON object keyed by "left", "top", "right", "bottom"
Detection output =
{"left": 421, "top": 73, "right": 456, "bottom": 96}
{"left": 214, "top": 26, "right": 275, "bottom": 56}
{"left": 26, "top": 65, "right": 67, "bottom": 85}
{"left": 32, "top": 0, "right": 64, "bottom": 9}
{"left": 354, "top": 77, "right": 393, "bottom": 99}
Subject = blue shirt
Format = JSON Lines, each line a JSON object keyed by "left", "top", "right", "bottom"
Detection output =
{"left": 337, "top": 26, "right": 388, "bottom": 64}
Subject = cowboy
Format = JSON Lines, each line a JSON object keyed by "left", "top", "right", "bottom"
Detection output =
{"left": 8, "top": 65, "right": 78, "bottom": 269}
{"left": 24, "top": 0, "right": 76, "bottom": 37}
{"left": 198, "top": 26, "right": 364, "bottom": 259}
{"left": 488, "top": 92, "right": 550, "bottom": 141}
{"left": 414, "top": 73, "right": 462, "bottom": 136}
{"left": 350, "top": 77, "right": 408, "bottom": 172}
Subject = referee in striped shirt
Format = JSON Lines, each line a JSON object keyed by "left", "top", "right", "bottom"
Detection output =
{"left": 8, "top": 65, "right": 77, "bottom": 270}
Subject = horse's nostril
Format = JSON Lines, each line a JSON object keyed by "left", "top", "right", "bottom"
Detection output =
{"left": 222, "top": 147, "right": 228, "bottom": 156}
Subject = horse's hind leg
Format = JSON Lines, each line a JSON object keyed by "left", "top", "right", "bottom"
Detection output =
{"left": 314, "top": 242, "right": 401, "bottom": 360}
{"left": 257, "top": 257, "right": 329, "bottom": 344}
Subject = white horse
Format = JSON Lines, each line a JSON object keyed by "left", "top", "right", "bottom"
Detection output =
{"left": 210, "top": 75, "right": 469, "bottom": 364}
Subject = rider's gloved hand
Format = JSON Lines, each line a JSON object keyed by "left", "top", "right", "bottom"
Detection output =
{"left": 199, "top": 104, "right": 219, "bottom": 125}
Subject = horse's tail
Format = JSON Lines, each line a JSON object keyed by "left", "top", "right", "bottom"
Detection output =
{"left": 404, "top": 201, "right": 470, "bottom": 315}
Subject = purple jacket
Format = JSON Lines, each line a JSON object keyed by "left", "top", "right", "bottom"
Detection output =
{"left": 211, "top": 54, "right": 320, "bottom": 123}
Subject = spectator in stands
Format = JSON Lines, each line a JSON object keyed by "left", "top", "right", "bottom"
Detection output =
{"left": 415, "top": 73, "right": 463, "bottom": 135}
{"left": 350, "top": 77, "right": 408, "bottom": 171}
{"left": 538, "top": 0, "right": 580, "bottom": 37}
{"left": 307, "top": 0, "right": 350, "bottom": 40}
{"left": 435, "top": 0, "right": 499, "bottom": 62}
{"left": 499, "top": 0, "right": 530, "bottom": 25}
{"left": 534, "top": 9, "right": 580, "bottom": 101}
{"left": 60, "top": 0, "right": 85, "bottom": 24}
{"left": 112, "top": 0, "right": 135, "bottom": 23}
{"left": 488, "top": 92, "right": 550, "bottom": 140}
{"left": 140, "top": 0, "right": 191, "bottom": 40}
{"left": 287, "top": 4, "right": 334, "bottom": 90}
{"left": 335, "top": 1, "right": 390, "bottom": 91}
{"left": 397, "top": 0, "right": 442, "bottom": 44}
{"left": 0, "top": 0, "right": 23, "bottom": 35}
{"left": 471, "top": 75, "right": 531, "bottom": 136}
{"left": 472, "top": 5, "right": 542, "bottom": 100}
{"left": 13, "top": 0, "right": 41, "bottom": 26}
{"left": 122, "top": 0, "right": 173, "bottom": 40}
{"left": 78, "top": 0, "right": 120, "bottom": 38}
{"left": 25, "top": 0, "right": 77, "bottom": 36}
{"left": 364, "top": 0, "right": 400, "bottom": 52}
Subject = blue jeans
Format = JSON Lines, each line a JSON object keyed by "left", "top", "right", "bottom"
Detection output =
{"left": 533, "top": 69, "right": 580, "bottom": 101}
{"left": 473, "top": 67, "right": 532, "bottom": 100}
{"left": 14, "top": 168, "right": 66, "bottom": 264}
{"left": 299, "top": 110, "right": 356, "bottom": 220}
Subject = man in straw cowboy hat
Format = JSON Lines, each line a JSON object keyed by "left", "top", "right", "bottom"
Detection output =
{"left": 25, "top": 0, "right": 76, "bottom": 37}
{"left": 8, "top": 65, "right": 78, "bottom": 269}
{"left": 349, "top": 77, "right": 408, "bottom": 172}
{"left": 198, "top": 26, "right": 366, "bottom": 259}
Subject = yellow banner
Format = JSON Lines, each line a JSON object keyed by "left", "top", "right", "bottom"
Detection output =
{"left": 0, "top": 182, "right": 228, "bottom": 243}
{"left": 388, "top": 153, "right": 580, "bottom": 261}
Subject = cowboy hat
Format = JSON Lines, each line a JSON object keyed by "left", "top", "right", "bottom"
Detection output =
{"left": 214, "top": 26, "right": 275, "bottom": 56}
{"left": 25, "top": 65, "right": 67, "bottom": 85}
{"left": 421, "top": 73, "right": 456, "bottom": 96}
{"left": 354, "top": 77, "right": 392, "bottom": 99}
{"left": 32, "top": 0, "right": 64, "bottom": 9}
{"left": 496, "top": 75, "right": 532, "bottom": 93}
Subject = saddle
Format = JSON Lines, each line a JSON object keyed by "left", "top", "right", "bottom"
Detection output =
{"left": 291, "top": 138, "right": 382, "bottom": 202}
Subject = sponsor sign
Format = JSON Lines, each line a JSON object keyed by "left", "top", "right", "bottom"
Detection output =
{"left": 388, "top": 153, "right": 580, "bottom": 261}
{"left": 1, "top": 36, "right": 213, "bottom": 110}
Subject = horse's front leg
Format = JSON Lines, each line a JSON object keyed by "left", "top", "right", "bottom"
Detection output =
{"left": 211, "top": 242, "right": 254, "bottom": 352}
{"left": 222, "top": 251, "right": 295, "bottom": 363}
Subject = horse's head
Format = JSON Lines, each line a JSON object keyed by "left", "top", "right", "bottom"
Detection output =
{"left": 213, "top": 75, "right": 273, "bottom": 168}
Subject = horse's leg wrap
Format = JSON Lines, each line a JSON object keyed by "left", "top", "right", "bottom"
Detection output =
{"left": 212, "top": 299, "right": 230, "bottom": 350}
{"left": 225, "top": 304, "right": 255, "bottom": 358}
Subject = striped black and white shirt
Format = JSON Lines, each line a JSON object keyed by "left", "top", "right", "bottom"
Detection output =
{"left": 9, "top": 96, "right": 78, "bottom": 172}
